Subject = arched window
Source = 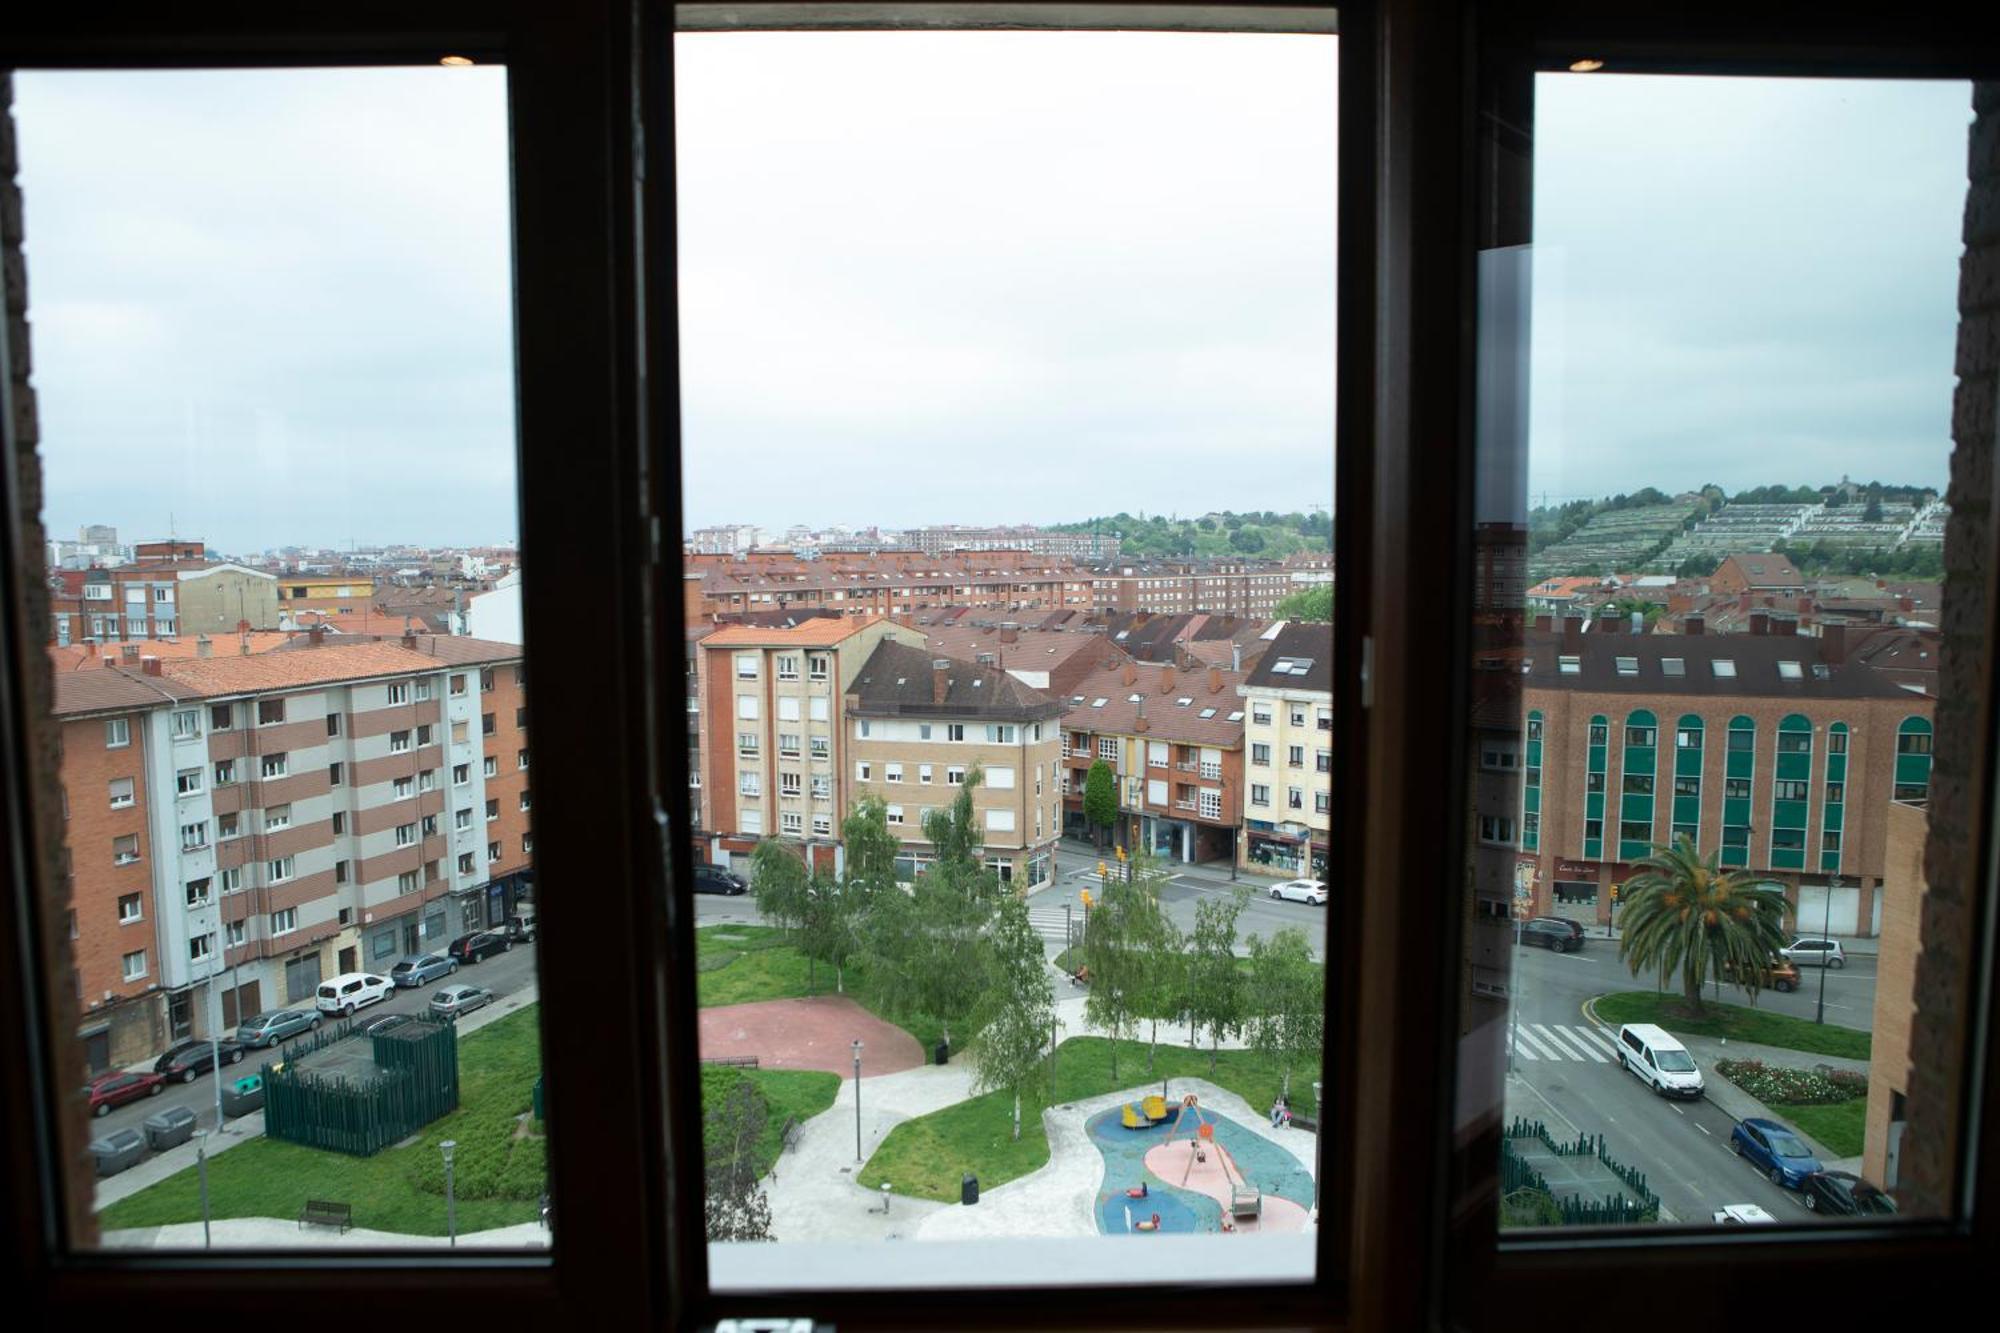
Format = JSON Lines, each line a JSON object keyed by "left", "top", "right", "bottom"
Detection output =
{"left": 1584, "top": 714, "right": 1609, "bottom": 860}
{"left": 1721, "top": 715, "right": 1756, "bottom": 867}
{"left": 1896, "top": 715, "right": 1935, "bottom": 803}
{"left": 1768, "top": 714, "right": 1813, "bottom": 870}
{"left": 1522, "top": 709, "right": 1544, "bottom": 852}
{"left": 1618, "top": 709, "right": 1658, "bottom": 861}
{"left": 1671, "top": 714, "right": 1704, "bottom": 849}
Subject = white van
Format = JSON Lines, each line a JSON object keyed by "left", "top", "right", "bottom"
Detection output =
{"left": 505, "top": 905, "right": 537, "bottom": 942}
{"left": 1615, "top": 1023, "right": 1705, "bottom": 1099}
{"left": 316, "top": 972, "right": 395, "bottom": 1016}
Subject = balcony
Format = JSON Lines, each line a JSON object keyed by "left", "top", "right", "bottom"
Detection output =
{"left": 1173, "top": 760, "right": 1200, "bottom": 773}
{"left": 1173, "top": 798, "right": 1199, "bottom": 812}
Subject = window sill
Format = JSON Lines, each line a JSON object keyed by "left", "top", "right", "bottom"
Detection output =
{"left": 709, "top": 1235, "right": 1317, "bottom": 1293}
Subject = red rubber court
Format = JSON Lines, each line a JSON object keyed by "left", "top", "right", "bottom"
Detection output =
{"left": 699, "top": 995, "right": 925, "bottom": 1076}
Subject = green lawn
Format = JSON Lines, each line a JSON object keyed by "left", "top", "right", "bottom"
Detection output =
{"left": 1593, "top": 992, "right": 1872, "bottom": 1061}
{"left": 699, "top": 1066, "right": 841, "bottom": 1180}
{"left": 100, "top": 1007, "right": 545, "bottom": 1236}
{"left": 859, "top": 1035, "right": 1321, "bottom": 1202}
{"left": 1777, "top": 1098, "right": 1868, "bottom": 1159}
{"left": 695, "top": 925, "right": 950, "bottom": 1052}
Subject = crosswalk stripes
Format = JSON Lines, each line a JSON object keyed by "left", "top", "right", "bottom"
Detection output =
{"left": 1507, "top": 1022, "right": 1620, "bottom": 1063}
{"left": 1028, "top": 907, "right": 1074, "bottom": 947}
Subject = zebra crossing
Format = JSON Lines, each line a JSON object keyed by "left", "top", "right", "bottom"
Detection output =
{"left": 1028, "top": 907, "right": 1075, "bottom": 948}
{"left": 1507, "top": 1021, "right": 1621, "bottom": 1064}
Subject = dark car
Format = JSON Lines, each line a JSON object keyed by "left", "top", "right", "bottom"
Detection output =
{"left": 357, "top": 1011, "right": 415, "bottom": 1038}
{"left": 1801, "top": 1170, "right": 1898, "bottom": 1215}
{"left": 692, "top": 863, "right": 747, "bottom": 896}
{"left": 84, "top": 1070, "right": 165, "bottom": 1117}
{"left": 153, "top": 1037, "right": 246, "bottom": 1084}
{"left": 448, "top": 930, "right": 513, "bottom": 964}
{"left": 1730, "top": 1116, "right": 1824, "bottom": 1190}
{"left": 1522, "top": 916, "right": 1584, "bottom": 952}
{"left": 234, "top": 1009, "right": 320, "bottom": 1048}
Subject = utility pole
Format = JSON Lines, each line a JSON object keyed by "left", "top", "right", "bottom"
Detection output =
{"left": 1816, "top": 877, "right": 1836, "bottom": 1025}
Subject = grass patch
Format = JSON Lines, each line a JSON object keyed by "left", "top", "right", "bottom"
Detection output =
{"left": 859, "top": 1035, "right": 1320, "bottom": 1202}
{"left": 100, "top": 1008, "right": 545, "bottom": 1236}
{"left": 699, "top": 1065, "right": 840, "bottom": 1180}
{"left": 695, "top": 926, "right": 953, "bottom": 1053}
{"left": 1593, "top": 992, "right": 1871, "bottom": 1061}
{"left": 1775, "top": 1098, "right": 1868, "bottom": 1159}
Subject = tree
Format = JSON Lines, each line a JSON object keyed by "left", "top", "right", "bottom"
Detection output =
{"left": 1187, "top": 887, "right": 1251, "bottom": 1074}
{"left": 749, "top": 839, "right": 814, "bottom": 983}
{"left": 1617, "top": 836, "right": 1791, "bottom": 1016}
{"left": 1083, "top": 760, "right": 1119, "bottom": 851}
{"left": 702, "top": 1069, "right": 775, "bottom": 1241}
{"left": 1245, "top": 927, "right": 1323, "bottom": 1102}
{"left": 969, "top": 892, "right": 1056, "bottom": 1141}
{"left": 1228, "top": 526, "right": 1266, "bottom": 554}
{"left": 1081, "top": 849, "right": 1173, "bottom": 1081}
{"left": 1274, "top": 584, "right": 1333, "bottom": 622}
{"left": 1864, "top": 492, "right": 1884, "bottom": 523}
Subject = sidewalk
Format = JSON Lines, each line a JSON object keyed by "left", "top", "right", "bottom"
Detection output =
{"left": 102, "top": 1217, "right": 547, "bottom": 1250}
{"left": 1574, "top": 922, "right": 1879, "bottom": 956}
{"left": 1676, "top": 1033, "right": 1867, "bottom": 1172}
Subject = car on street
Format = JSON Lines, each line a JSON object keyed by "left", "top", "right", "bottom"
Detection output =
{"left": 153, "top": 1037, "right": 246, "bottom": 1083}
{"left": 448, "top": 930, "right": 513, "bottom": 964}
{"left": 1720, "top": 954, "right": 1803, "bottom": 992}
{"left": 1712, "top": 1203, "right": 1778, "bottom": 1225}
{"left": 390, "top": 953, "right": 458, "bottom": 987}
{"left": 357, "top": 1011, "right": 416, "bottom": 1038}
{"left": 1731, "top": 1117, "right": 1824, "bottom": 1189}
{"left": 503, "top": 907, "right": 537, "bottom": 942}
{"left": 1522, "top": 916, "right": 1585, "bottom": 952}
{"left": 315, "top": 971, "right": 395, "bottom": 1015}
{"left": 84, "top": 1070, "right": 165, "bottom": 1117}
{"left": 1780, "top": 937, "right": 1847, "bottom": 969}
{"left": 429, "top": 984, "right": 494, "bottom": 1021}
{"left": 1615, "top": 1023, "right": 1705, "bottom": 1098}
{"left": 234, "top": 1009, "right": 321, "bottom": 1048}
{"left": 1268, "top": 878, "right": 1328, "bottom": 905}
{"left": 1801, "top": 1170, "right": 1898, "bottom": 1215}
{"left": 693, "top": 863, "right": 748, "bottom": 895}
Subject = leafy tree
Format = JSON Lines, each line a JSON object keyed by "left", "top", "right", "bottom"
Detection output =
{"left": 702, "top": 1069, "right": 775, "bottom": 1241}
{"left": 1228, "top": 526, "right": 1267, "bottom": 554}
{"left": 1864, "top": 492, "right": 1884, "bottom": 523}
{"left": 1187, "top": 886, "right": 1251, "bottom": 1074}
{"left": 749, "top": 839, "right": 814, "bottom": 982}
{"left": 1275, "top": 584, "right": 1333, "bottom": 622}
{"left": 842, "top": 794, "right": 901, "bottom": 899}
{"left": 1245, "top": 927, "right": 1323, "bottom": 1102}
{"left": 1616, "top": 836, "right": 1791, "bottom": 1016}
{"left": 969, "top": 892, "right": 1056, "bottom": 1141}
{"left": 1081, "top": 849, "right": 1173, "bottom": 1081}
{"left": 1083, "top": 759, "right": 1119, "bottom": 851}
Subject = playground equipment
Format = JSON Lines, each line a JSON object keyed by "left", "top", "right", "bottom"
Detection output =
{"left": 1142, "top": 1093, "right": 1169, "bottom": 1122}
{"left": 1160, "top": 1094, "right": 1264, "bottom": 1223}
{"left": 1120, "top": 1094, "right": 1172, "bottom": 1130}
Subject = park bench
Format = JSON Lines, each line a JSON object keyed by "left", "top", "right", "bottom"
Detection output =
{"left": 700, "top": 1055, "right": 760, "bottom": 1069}
{"left": 298, "top": 1199, "right": 352, "bottom": 1233}
{"left": 1287, "top": 1113, "right": 1319, "bottom": 1133}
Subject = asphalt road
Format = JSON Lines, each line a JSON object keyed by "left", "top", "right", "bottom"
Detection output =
{"left": 87, "top": 941, "right": 542, "bottom": 1144}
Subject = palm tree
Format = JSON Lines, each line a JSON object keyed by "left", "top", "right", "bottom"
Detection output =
{"left": 1617, "top": 836, "right": 1791, "bottom": 1016}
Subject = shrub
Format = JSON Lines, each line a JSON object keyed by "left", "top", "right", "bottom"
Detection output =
{"left": 1715, "top": 1057, "right": 1867, "bottom": 1107}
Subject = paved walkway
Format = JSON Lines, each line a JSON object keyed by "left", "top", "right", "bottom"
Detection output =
{"left": 102, "top": 1218, "right": 547, "bottom": 1250}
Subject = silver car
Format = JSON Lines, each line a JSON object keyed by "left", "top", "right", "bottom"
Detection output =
{"left": 429, "top": 984, "right": 493, "bottom": 1021}
{"left": 1779, "top": 937, "right": 1847, "bottom": 969}
{"left": 235, "top": 1009, "right": 320, "bottom": 1047}
{"left": 390, "top": 953, "right": 458, "bottom": 987}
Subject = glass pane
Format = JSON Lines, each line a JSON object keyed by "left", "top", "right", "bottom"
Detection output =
{"left": 1463, "top": 72, "right": 1981, "bottom": 1233}
{"left": 17, "top": 66, "right": 547, "bottom": 1249}
{"left": 676, "top": 25, "right": 1335, "bottom": 1288}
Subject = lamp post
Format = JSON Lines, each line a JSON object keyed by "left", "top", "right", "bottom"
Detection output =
{"left": 1507, "top": 905, "right": 1523, "bottom": 1074}
{"left": 851, "top": 1040, "right": 864, "bottom": 1164}
{"left": 1311, "top": 1079, "right": 1323, "bottom": 1217}
{"left": 440, "top": 1139, "right": 458, "bottom": 1246}
{"left": 195, "top": 1128, "right": 211, "bottom": 1249}
{"left": 1816, "top": 877, "right": 1836, "bottom": 1025}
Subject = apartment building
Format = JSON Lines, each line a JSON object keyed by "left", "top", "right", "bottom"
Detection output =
{"left": 277, "top": 572, "right": 376, "bottom": 621}
{"left": 1086, "top": 560, "right": 1297, "bottom": 618}
{"left": 695, "top": 616, "right": 922, "bottom": 871}
{"left": 50, "top": 564, "right": 191, "bottom": 645}
{"left": 903, "top": 524, "right": 1118, "bottom": 560}
{"left": 845, "top": 642, "right": 1065, "bottom": 889}
{"left": 1060, "top": 659, "right": 1249, "bottom": 864}
{"left": 55, "top": 634, "right": 527, "bottom": 1072}
{"left": 1238, "top": 623, "right": 1333, "bottom": 878}
{"left": 1518, "top": 621, "right": 1935, "bottom": 936}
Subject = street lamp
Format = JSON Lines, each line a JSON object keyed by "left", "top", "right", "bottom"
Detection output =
{"left": 1507, "top": 905, "right": 1523, "bottom": 1074}
{"left": 852, "top": 1040, "right": 864, "bottom": 1164}
{"left": 1311, "top": 1079, "right": 1323, "bottom": 1217}
{"left": 440, "top": 1139, "right": 458, "bottom": 1246}
{"left": 1816, "top": 877, "right": 1837, "bottom": 1025}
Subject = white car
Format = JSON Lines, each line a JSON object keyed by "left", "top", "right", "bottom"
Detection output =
{"left": 1269, "top": 878, "right": 1328, "bottom": 906}
{"left": 1712, "top": 1203, "right": 1777, "bottom": 1225}
{"left": 1780, "top": 938, "right": 1847, "bottom": 969}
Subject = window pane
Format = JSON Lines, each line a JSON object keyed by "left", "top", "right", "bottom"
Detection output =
{"left": 20, "top": 67, "right": 547, "bottom": 1250}
{"left": 678, "top": 25, "right": 1335, "bottom": 1289}
{"left": 1468, "top": 72, "right": 1978, "bottom": 1234}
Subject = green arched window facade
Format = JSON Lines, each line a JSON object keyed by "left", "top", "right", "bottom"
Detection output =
{"left": 1821, "top": 722, "right": 1849, "bottom": 873}
{"left": 1523, "top": 710, "right": 1544, "bottom": 853}
{"left": 1671, "top": 714, "right": 1703, "bottom": 849}
{"left": 1722, "top": 715, "right": 1756, "bottom": 868}
{"left": 1584, "top": 714, "right": 1609, "bottom": 860}
{"left": 1769, "top": 714, "right": 1813, "bottom": 871}
{"left": 1895, "top": 715, "right": 1934, "bottom": 804}
{"left": 1619, "top": 709, "right": 1659, "bottom": 861}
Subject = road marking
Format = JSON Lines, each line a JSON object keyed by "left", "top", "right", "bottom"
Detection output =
{"left": 1696, "top": 1123, "right": 1711, "bottom": 1136}
{"left": 1532, "top": 1024, "right": 1606, "bottom": 1062}
{"left": 1571, "top": 1025, "right": 1620, "bottom": 1058}
{"left": 1554, "top": 953, "right": 1598, "bottom": 963}
{"left": 1512, "top": 1026, "right": 1563, "bottom": 1060}
{"left": 1671, "top": 1103, "right": 1684, "bottom": 1116}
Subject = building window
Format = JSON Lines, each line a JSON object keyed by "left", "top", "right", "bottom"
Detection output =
{"left": 735, "top": 653, "right": 760, "bottom": 679}
{"left": 779, "top": 733, "right": 801, "bottom": 756}
{"left": 122, "top": 950, "right": 148, "bottom": 982}
{"left": 809, "top": 654, "right": 829, "bottom": 680}
{"left": 1288, "top": 787, "right": 1304, "bottom": 810}
{"left": 326, "top": 713, "right": 342, "bottom": 737}
{"left": 459, "top": 852, "right": 477, "bottom": 875}
{"left": 781, "top": 811, "right": 804, "bottom": 834}
{"left": 1287, "top": 744, "right": 1305, "bottom": 767}
{"left": 520, "top": 790, "right": 532, "bottom": 811}
{"left": 456, "top": 808, "right": 474, "bottom": 831}
{"left": 886, "top": 805, "right": 904, "bottom": 825}
{"left": 396, "top": 823, "right": 417, "bottom": 847}
{"left": 947, "top": 723, "right": 967, "bottom": 742}
{"left": 781, "top": 772, "right": 803, "bottom": 797}
{"left": 1252, "top": 705, "right": 1273, "bottom": 725}
{"left": 522, "top": 834, "right": 533, "bottom": 855}
{"left": 1252, "top": 743, "right": 1271, "bottom": 766}
{"left": 389, "top": 729, "right": 412, "bottom": 754}
{"left": 416, "top": 678, "right": 434, "bottom": 701}
{"left": 335, "top": 860, "right": 350, "bottom": 884}
{"left": 218, "top": 812, "right": 240, "bottom": 840}
{"left": 171, "top": 709, "right": 200, "bottom": 740}
{"left": 419, "top": 768, "right": 438, "bottom": 792}
{"left": 1097, "top": 736, "right": 1118, "bottom": 761}
{"left": 107, "top": 777, "right": 135, "bottom": 809}
{"left": 486, "top": 798, "right": 500, "bottom": 821}
{"left": 267, "top": 856, "right": 295, "bottom": 884}
{"left": 813, "top": 813, "right": 832, "bottom": 836}
{"left": 263, "top": 805, "right": 292, "bottom": 832}
{"left": 886, "top": 763, "right": 904, "bottom": 783}
{"left": 225, "top": 921, "right": 245, "bottom": 948}
{"left": 481, "top": 668, "right": 496, "bottom": 692}
{"left": 210, "top": 704, "right": 232, "bottom": 731}
{"left": 450, "top": 673, "right": 468, "bottom": 695}
{"left": 117, "top": 893, "right": 143, "bottom": 924}
{"left": 1251, "top": 783, "right": 1271, "bottom": 807}
{"left": 398, "top": 871, "right": 420, "bottom": 896}
{"left": 1478, "top": 815, "right": 1515, "bottom": 845}
{"left": 776, "top": 654, "right": 800, "bottom": 680}
{"left": 180, "top": 821, "right": 209, "bottom": 849}
{"left": 946, "top": 766, "right": 966, "bottom": 786}
{"left": 518, "top": 748, "right": 529, "bottom": 770}
{"left": 740, "top": 774, "right": 762, "bottom": 797}
{"left": 483, "top": 712, "right": 498, "bottom": 735}
{"left": 455, "top": 762, "right": 470, "bottom": 785}
{"left": 219, "top": 868, "right": 241, "bottom": 894}
{"left": 270, "top": 907, "right": 298, "bottom": 936}
{"left": 387, "top": 682, "right": 410, "bottom": 705}
{"left": 258, "top": 698, "right": 286, "bottom": 725}
{"left": 260, "top": 752, "right": 288, "bottom": 778}
{"left": 416, "top": 723, "right": 433, "bottom": 746}
{"left": 394, "top": 776, "right": 415, "bottom": 799}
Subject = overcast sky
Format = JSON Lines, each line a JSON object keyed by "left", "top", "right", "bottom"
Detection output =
{"left": 13, "top": 52, "right": 1974, "bottom": 551}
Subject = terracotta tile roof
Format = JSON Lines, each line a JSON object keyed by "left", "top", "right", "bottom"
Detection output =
{"left": 155, "top": 636, "right": 522, "bottom": 696}
{"left": 49, "top": 632, "right": 295, "bottom": 672}
{"left": 1063, "top": 660, "right": 1250, "bottom": 747}
{"left": 52, "top": 668, "right": 203, "bottom": 718}
{"left": 700, "top": 615, "right": 885, "bottom": 647}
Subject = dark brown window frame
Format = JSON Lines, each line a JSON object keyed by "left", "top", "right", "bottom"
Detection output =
{"left": 0, "top": 2, "right": 1993, "bottom": 1332}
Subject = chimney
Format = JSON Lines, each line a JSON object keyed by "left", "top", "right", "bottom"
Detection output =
{"left": 932, "top": 658, "right": 951, "bottom": 704}
{"left": 1160, "top": 665, "right": 1176, "bottom": 694}
{"left": 140, "top": 656, "right": 162, "bottom": 677}
{"left": 1597, "top": 614, "right": 1620, "bottom": 633}
{"left": 1899, "top": 595, "right": 1914, "bottom": 612}
{"left": 1534, "top": 613, "right": 1552, "bottom": 632}
{"left": 1562, "top": 614, "right": 1584, "bottom": 651}
{"left": 1135, "top": 700, "right": 1150, "bottom": 734}
{"left": 1738, "top": 590, "right": 1752, "bottom": 611}
{"left": 196, "top": 635, "right": 212, "bottom": 659}
{"left": 1208, "top": 666, "right": 1223, "bottom": 694}
{"left": 402, "top": 630, "right": 418, "bottom": 650}
{"left": 1750, "top": 610, "right": 1769, "bottom": 636}
{"left": 1685, "top": 613, "right": 1704, "bottom": 636}
{"left": 1774, "top": 614, "right": 1798, "bottom": 637}
{"left": 101, "top": 654, "right": 116, "bottom": 669}
{"left": 308, "top": 625, "right": 327, "bottom": 647}
{"left": 999, "top": 623, "right": 1019, "bottom": 644}
{"left": 1122, "top": 662, "right": 1138, "bottom": 687}
{"left": 1822, "top": 619, "right": 1849, "bottom": 666}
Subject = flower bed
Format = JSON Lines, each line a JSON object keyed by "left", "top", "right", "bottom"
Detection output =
{"left": 1715, "top": 1058, "right": 1866, "bottom": 1106}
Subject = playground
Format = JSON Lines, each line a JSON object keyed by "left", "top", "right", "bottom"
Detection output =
{"left": 699, "top": 995, "right": 925, "bottom": 1076}
{"left": 1086, "top": 1094, "right": 1315, "bottom": 1236}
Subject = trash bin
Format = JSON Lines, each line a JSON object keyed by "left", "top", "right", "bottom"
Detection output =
{"left": 142, "top": 1105, "right": 198, "bottom": 1151}
{"left": 221, "top": 1074, "right": 264, "bottom": 1116}
{"left": 961, "top": 1173, "right": 979, "bottom": 1206}
{"left": 934, "top": 1040, "right": 950, "bottom": 1067}
{"left": 90, "top": 1128, "right": 146, "bottom": 1178}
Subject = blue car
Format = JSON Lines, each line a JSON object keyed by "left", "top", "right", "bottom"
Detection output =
{"left": 389, "top": 953, "right": 458, "bottom": 988}
{"left": 1731, "top": 1117, "right": 1823, "bottom": 1190}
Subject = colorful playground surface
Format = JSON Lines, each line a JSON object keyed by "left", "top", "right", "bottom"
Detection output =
{"left": 1087, "top": 1095, "right": 1315, "bottom": 1235}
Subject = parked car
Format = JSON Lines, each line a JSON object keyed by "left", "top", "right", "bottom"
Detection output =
{"left": 1780, "top": 937, "right": 1847, "bottom": 969}
{"left": 357, "top": 1011, "right": 415, "bottom": 1038}
{"left": 1522, "top": 917, "right": 1585, "bottom": 952}
{"left": 1268, "top": 878, "right": 1328, "bottom": 905}
{"left": 430, "top": 984, "right": 494, "bottom": 1021}
{"left": 1615, "top": 1023, "right": 1705, "bottom": 1098}
{"left": 692, "top": 863, "right": 748, "bottom": 895}
{"left": 504, "top": 907, "right": 537, "bottom": 942}
{"left": 1801, "top": 1169, "right": 1898, "bottom": 1215}
{"left": 390, "top": 953, "right": 458, "bottom": 988}
{"left": 315, "top": 971, "right": 395, "bottom": 1015}
{"left": 84, "top": 1070, "right": 164, "bottom": 1117}
{"left": 153, "top": 1037, "right": 245, "bottom": 1083}
{"left": 1720, "top": 954, "right": 1802, "bottom": 992}
{"left": 1712, "top": 1203, "right": 1778, "bottom": 1225}
{"left": 448, "top": 930, "right": 512, "bottom": 964}
{"left": 1731, "top": 1116, "right": 1824, "bottom": 1189}
{"left": 234, "top": 1009, "right": 321, "bottom": 1048}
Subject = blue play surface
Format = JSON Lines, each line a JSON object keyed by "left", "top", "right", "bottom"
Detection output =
{"left": 1086, "top": 1101, "right": 1316, "bottom": 1235}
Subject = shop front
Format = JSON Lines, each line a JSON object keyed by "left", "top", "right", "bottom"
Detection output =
{"left": 1246, "top": 820, "right": 1311, "bottom": 875}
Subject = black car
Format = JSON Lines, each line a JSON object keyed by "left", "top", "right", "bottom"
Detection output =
{"left": 1801, "top": 1170, "right": 1898, "bottom": 1215}
{"left": 447, "top": 930, "right": 513, "bottom": 964}
{"left": 1522, "top": 916, "right": 1584, "bottom": 952}
{"left": 357, "top": 1011, "right": 415, "bottom": 1038}
{"left": 692, "top": 863, "right": 747, "bottom": 895}
{"left": 152, "top": 1037, "right": 246, "bottom": 1084}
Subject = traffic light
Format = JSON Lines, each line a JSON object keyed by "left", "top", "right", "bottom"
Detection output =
{"left": 1610, "top": 884, "right": 1621, "bottom": 903}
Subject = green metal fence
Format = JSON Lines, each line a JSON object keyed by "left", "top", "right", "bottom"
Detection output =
{"left": 263, "top": 1019, "right": 460, "bottom": 1157}
{"left": 1501, "top": 1119, "right": 1660, "bottom": 1226}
